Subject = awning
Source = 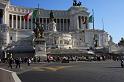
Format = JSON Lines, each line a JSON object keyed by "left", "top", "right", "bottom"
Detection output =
{"left": 6, "top": 46, "right": 35, "bottom": 53}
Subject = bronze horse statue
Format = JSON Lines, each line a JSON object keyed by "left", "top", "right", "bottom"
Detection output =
{"left": 33, "top": 22, "right": 44, "bottom": 38}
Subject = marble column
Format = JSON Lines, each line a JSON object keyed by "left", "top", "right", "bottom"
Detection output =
{"left": 76, "top": 16, "right": 79, "bottom": 30}
{"left": 45, "top": 18, "right": 47, "bottom": 30}
{"left": 16, "top": 15, "right": 18, "bottom": 29}
{"left": 19, "top": 16, "right": 21, "bottom": 29}
{"left": 23, "top": 16, "right": 25, "bottom": 29}
{"left": 27, "top": 18, "right": 29, "bottom": 29}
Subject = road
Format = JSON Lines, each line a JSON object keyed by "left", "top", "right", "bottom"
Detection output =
{"left": 1, "top": 60, "right": 124, "bottom": 82}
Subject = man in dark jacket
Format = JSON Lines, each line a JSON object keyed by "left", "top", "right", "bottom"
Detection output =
{"left": 15, "top": 58, "right": 20, "bottom": 68}
{"left": 8, "top": 58, "right": 13, "bottom": 69}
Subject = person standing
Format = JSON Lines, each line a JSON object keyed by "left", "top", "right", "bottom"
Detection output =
{"left": 15, "top": 58, "right": 20, "bottom": 68}
{"left": 27, "top": 58, "right": 31, "bottom": 66}
{"left": 8, "top": 58, "right": 13, "bottom": 69}
{"left": 121, "top": 59, "right": 124, "bottom": 68}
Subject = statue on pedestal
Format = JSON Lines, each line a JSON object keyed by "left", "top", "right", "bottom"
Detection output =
{"left": 33, "top": 22, "right": 44, "bottom": 38}
{"left": 48, "top": 21, "right": 57, "bottom": 32}
{"left": 77, "top": 1, "right": 82, "bottom": 6}
{"left": 32, "top": 8, "right": 46, "bottom": 61}
{"left": 48, "top": 10, "right": 57, "bottom": 32}
{"left": 73, "top": 0, "right": 82, "bottom": 6}
{"left": 73, "top": 0, "right": 77, "bottom": 6}
{"left": 93, "top": 34, "right": 98, "bottom": 47}
{"left": 109, "top": 35, "right": 112, "bottom": 42}
{"left": 50, "top": 10, "right": 54, "bottom": 20}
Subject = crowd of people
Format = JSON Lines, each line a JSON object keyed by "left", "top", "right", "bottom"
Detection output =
{"left": 47, "top": 55, "right": 107, "bottom": 62}
{"left": 0, "top": 55, "right": 124, "bottom": 69}
{"left": 8, "top": 57, "right": 32, "bottom": 69}
{"left": 0, "top": 56, "right": 42, "bottom": 69}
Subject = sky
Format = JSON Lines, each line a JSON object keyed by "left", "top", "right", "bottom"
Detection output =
{"left": 10, "top": 0, "right": 124, "bottom": 43}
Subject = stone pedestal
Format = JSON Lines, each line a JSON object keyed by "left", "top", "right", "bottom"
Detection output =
{"left": 34, "top": 38, "right": 47, "bottom": 61}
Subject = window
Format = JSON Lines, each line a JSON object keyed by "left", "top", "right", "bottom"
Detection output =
{"left": 10, "top": 36, "right": 12, "bottom": 40}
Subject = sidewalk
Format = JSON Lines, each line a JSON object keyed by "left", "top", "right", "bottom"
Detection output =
{"left": 0, "top": 63, "right": 48, "bottom": 74}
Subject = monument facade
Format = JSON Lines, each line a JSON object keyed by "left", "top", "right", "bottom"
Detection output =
{"left": 0, "top": 0, "right": 109, "bottom": 57}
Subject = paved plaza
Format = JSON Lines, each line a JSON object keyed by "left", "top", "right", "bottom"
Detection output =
{"left": 0, "top": 60, "right": 124, "bottom": 82}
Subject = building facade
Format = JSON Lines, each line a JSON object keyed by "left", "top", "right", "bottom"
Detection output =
{"left": 0, "top": 0, "right": 109, "bottom": 54}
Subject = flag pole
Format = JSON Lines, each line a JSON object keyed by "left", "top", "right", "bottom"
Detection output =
{"left": 92, "top": 9, "right": 95, "bottom": 49}
{"left": 92, "top": 9, "right": 95, "bottom": 30}
{"left": 102, "top": 18, "right": 104, "bottom": 31}
{"left": 38, "top": 4, "right": 40, "bottom": 24}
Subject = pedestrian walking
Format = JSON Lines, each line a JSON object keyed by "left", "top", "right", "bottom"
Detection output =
{"left": 27, "top": 58, "right": 31, "bottom": 66}
{"left": 0, "top": 58, "right": 1, "bottom": 63}
{"left": 121, "top": 59, "right": 124, "bottom": 68}
{"left": 15, "top": 58, "right": 21, "bottom": 68}
{"left": 8, "top": 58, "right": 13, "bottom": 69}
